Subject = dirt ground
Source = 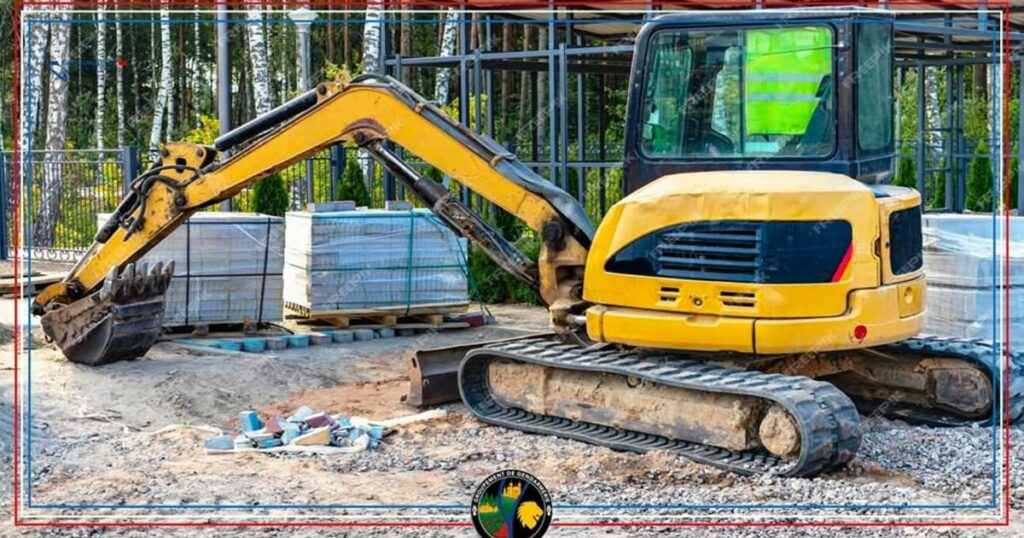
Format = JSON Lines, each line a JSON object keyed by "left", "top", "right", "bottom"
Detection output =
{"left": 1, "top": 293, "right": 1022, "bottom": 536}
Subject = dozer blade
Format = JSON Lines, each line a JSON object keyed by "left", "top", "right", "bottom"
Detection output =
{"left": 406, "top": 332, "right": 550, "bottom": 407}
{"left": 41, "top": 262, "right": 174, "bottom": 366}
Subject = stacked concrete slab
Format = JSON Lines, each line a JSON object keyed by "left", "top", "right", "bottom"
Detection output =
{"left": 922, "top": 214, "right": 1023, "bottom": 340}
{"left": 283, "top": 208, "right": 468, "bottom": 316}
{"left": 98, "top": 212, "right": 284, "bottom": 327}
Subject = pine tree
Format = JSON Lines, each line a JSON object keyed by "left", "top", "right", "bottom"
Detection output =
{"left": 252, "top": 174, "right": 289, "bottom": 216}
{"left": 338, "top": 154, "right": 371, "bottom": 206}
{"left": 966, "top": 141, "right": 993, "bottom": 212}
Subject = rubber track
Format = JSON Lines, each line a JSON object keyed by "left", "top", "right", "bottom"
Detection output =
{"left": 876, "top": 335, "right": 1024, "bottom": 426}
{"left": 459, "top": 336, "right": 862, "bottom": 477}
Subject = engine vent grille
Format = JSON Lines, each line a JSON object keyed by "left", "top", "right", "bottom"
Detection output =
{"left": 654, "top": 223, "right": 763, "bottom": 283}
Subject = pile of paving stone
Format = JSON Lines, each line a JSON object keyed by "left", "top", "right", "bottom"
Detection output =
{"left": 203, "top": 406, "right": 387, "bottom": 454}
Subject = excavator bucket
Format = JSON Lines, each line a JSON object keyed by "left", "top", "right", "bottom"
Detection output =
{"left": 40, "top": 262, "right": 174, "bottom": 366}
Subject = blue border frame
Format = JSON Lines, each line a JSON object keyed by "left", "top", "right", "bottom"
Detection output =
{"left": 18, "top": 11, "right": 1008, "bottom": 513}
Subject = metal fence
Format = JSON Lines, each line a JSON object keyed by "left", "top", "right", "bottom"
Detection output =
{"left": 1, "top": 149, "right": 128, "bottom": 262}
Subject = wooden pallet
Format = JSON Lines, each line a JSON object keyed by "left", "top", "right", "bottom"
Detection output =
{"left": 284, "top": 301, "right": 469, "bottom": 329}
{"left": 0, "top": 271, "right": 65, "bottom": 297}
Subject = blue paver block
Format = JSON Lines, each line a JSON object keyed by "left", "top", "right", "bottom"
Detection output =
{"left": 241, "top": 338, "right": 267, "bottom": 353}
{"left": 376, "top": 328, "right": 395, "bottom": 339}
{"left": 217, "top": 340, "right": 243, "bottom": 351}
{"left": 331, "top": 330, "right": 354, "bottom": 343}
{"left": 309, "top": 332, "right": 332, "bottom": 345}
{"left": 285, "top": 334, "right": 310, "bottom": 348}
{"left": 353, "top": 329, "right": 375, "bottom": 341}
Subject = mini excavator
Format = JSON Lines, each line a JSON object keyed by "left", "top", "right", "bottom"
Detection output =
{"left": 34, "top": 10, "right": 1022, "bottom": 477}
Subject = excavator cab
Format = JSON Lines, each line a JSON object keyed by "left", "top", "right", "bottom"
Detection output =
{"left": 624, "top": 10, "right": 895, "bottom": 193}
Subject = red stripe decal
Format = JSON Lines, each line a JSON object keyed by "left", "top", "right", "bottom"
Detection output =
{"left": 831, "top": 243, "right": 854, "bottom": 283}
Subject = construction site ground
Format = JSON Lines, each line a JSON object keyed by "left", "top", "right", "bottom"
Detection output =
{"left": 1, "top": 294, "right": 1022, "bottom": 537}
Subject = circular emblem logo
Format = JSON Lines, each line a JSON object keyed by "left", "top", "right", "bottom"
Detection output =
{"left": 470, "top": 469, "right": 552, "bottom": 538}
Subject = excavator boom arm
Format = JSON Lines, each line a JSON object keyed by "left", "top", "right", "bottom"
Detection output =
{"left": 35, "top": 75, "right": 593, "bottom": 364}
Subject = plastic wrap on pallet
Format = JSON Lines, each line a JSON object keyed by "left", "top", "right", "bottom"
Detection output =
{"left": 922, "top": 226, "right": 1023, "bottom": 340}
{"left": 283, "top": 209, "right": 468, "bottom": 314}
{"left": 98, "top": 212, "right": 284, "bottom": 326}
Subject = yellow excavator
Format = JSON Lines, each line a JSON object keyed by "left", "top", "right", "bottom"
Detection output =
{"left": 33, "top": 10, "right": 1021, "bottom": 477}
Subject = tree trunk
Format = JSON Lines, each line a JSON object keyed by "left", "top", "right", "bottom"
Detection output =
{"left": 148, "top": 7, "right": 172, "bottom": 160}
{"left": 35, "top": 7, "right": 71, "bottom": 246}
{"left": 400, "top": 7, "right": 412, "bottom": 81}
{"left": 434, "top": 8, "right": 457, "bottom": 104}
{"left": 115, "top": 11, "right": 125, "bottom": 147}
{"left": 537, "top": 25, "right": 546, "bottom": 147}
{"left": 193, "top": 2, "right": 202, "bottom": 127}
{"left": 501, "top": 23, "right": 511, "bottom": 141}
{"left": 343, "top": 0, "right": 351, "bottom": 67}
{"left": 517, "top": 25, "right": 532, "bottom": 142}
{"left": 245, "top": 0, "right": 273, "bottom": 115}
{"left": 361, "top": 0, "right": 383, "bottom": 74}
{"left": 95, "top": 1, "right": 107, "bottom": 149}
{"left": 21, "top": 9, "right": 49, "bottom": 153}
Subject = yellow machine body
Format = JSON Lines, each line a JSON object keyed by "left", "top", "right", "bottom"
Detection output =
{"left": 583, "top": 170, "right": 925, "bottom": 354}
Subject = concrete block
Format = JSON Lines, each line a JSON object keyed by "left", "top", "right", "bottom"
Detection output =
{"left": 309, "top": 332, "right": 332, "bottom": 345}
{"left": 291, "top": 426, "right": 332, "bottom": 446}
{"left": 204, "top": 435, "right": 234, "bottom": 451}
{"left": 282, "top": 427, "right": 302, "bottom": 445}
{"left": 258, "top": 438, "right": 284, "bottom": 449}
{"left": 353, "top": 329, "right": 375, "bottom": 341}
{"left": 304, "top": 412, "right": 334, "bottom": 429}
{"left": 331, "top": 330, "right": 354, "bottom": 343}
{"left": 287, "top": 405, "right": 313, "bottom": 423}
{"left": 238, "top": 411, "right": 263, "bottom": 432}
{"left": 385, "top": 200, "right": 413, "bottom": 211}
{"left": 244, "top": 429, "right": 276, "bottom": 443}
{"left": 308, "top": 200, "right": 357, "bottom": 213}
{"left": 376, "top": 328, "right": 395, "bottom": 339}
{"left": 241, "top": 338, "right": 267, "bottom": 353}
{"left": 264, "top": 416, "right": 288, "bottom": 435}
{"left": 217, "top": 340, "right": 243, "bottom": 351}
{"left": 265, "top": 337, "right": 287, "bottom": 351}
{"left": 233, "top": 435, "right": 255, "bottom": 450}
{"left": 285, "top": 334, "right": 310, "bottom": 348}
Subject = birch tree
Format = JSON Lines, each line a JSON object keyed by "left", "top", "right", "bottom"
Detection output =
{"left": 115, "top": 12, "right": 125, "bottom": 147}
{"left": 35, "top": 8, "right": 71, "bottom": 246}
{"left": 20, "top": 8, "right": 49, "bottom": 154}
{"left": 95, "top": 1, "right": 107, "bottom": 150}
{"left": 246, "top": 1, "right": 273, "bottom": 115}
{"left": 434, "top": 8, "right": 457, "bottom": 104}
{"left": 361, "top": 0, "right": 383, "bottom": 74}
{"left": 148, "top": 7, "right": 172, "bottom": 160}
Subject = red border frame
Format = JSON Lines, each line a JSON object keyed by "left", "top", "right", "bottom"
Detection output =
{"left": 9, "top": 0, "right": 1016, "bottom": 528}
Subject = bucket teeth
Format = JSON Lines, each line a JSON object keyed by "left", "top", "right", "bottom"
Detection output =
{"left": 41, "top": 258, "right": 176, "bottom": 366}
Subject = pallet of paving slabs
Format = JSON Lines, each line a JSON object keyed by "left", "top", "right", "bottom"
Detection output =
{"left": 283, "top": 208, "right": 469, "bottom": 317}
{"left": 0, "top": 272, "right": 64, "bottom": 297}
{"left": 921, "top": 222, "right": 1024, "bottom": 340}
{"left": 98, "top": 212, "right": 285, "bottom": 327}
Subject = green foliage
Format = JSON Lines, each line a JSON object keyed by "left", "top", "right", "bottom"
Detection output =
{"left": 323, "top": 61, "right": 354, "bottom": 83}
{"left": 894, "top": 142, "right": 917, "bottom": 189}
{"left": 1011, "top": 155, "right": 1020, "bottom": 210}
{"left": 251, "top": 173, "right": 289, "bottom": 216}
{"left": 966, "top": 141, "right": 994, "bottom": 212}
{"left": 183, "top": 115, "right": 220, "bottom": 144}
{"left": 468, "top": 232, "right": 541, "bottom": 305}
{"left": 338, "top": 151, "right": 371, "bottom": 206}
{"left": 964, "top": 97, "right": 990, "bottom": 144}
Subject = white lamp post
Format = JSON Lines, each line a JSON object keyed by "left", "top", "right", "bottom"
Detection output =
{"left": 288, "top": 7, "right": 318, "bottom": 91}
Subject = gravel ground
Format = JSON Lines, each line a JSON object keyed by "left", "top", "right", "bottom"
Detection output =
{"left": 1, "top": 301, "right": 1022, "bottom": 536}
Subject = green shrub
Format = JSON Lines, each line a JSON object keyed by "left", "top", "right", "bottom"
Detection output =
{"left": 893, "top": 142, "right": 916, "bottom": 189}
{"left": 338, "top": 153, "right": 372, "bottom": 206}
{"left": 252, "top": 173, "right": 289, "bottom": 217}
{"left": 966, "top": 141, "right": 994, "bottom": 212}
{"left": 467, "top": 232, "right": 541, "bottom": 305}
